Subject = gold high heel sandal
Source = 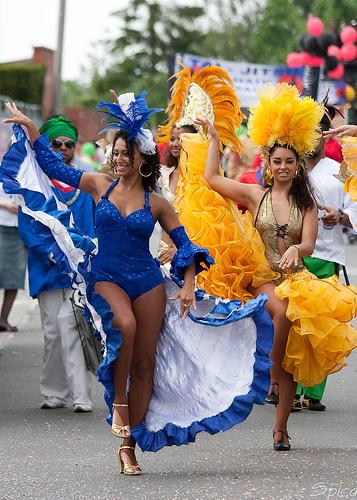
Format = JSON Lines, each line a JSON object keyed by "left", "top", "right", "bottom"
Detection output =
{"left": 117, "top": 446, "right": 142, "bottom": 476}
{"left": 112, "top": 403, "right": 131, "bottom": 438}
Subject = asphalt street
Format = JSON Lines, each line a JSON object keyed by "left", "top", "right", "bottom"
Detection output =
{"left": 1, "top": 242, "right": 357, "bottom": 500}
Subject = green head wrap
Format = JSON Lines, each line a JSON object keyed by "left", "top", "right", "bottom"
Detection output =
{"left": 40, "top": 116, "right": 78, "bottom": 142}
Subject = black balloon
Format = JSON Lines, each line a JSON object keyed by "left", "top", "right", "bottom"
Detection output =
{"left": 325, "top": 55, "right": 339, "bottom": 72}
{"left": 304, "top": 35, "right": 324, "bottom": 56}
{"left": 300, "top": 33, "right": 310, "bottom": 51}
{"left": 318, "top": 32, "right": 336, "bottom": 52}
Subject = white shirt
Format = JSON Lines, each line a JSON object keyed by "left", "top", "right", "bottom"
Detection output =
{"left": 0, "top": 183, "right": 18, "bottom": 227}
{"left": 157, "top": 165, "right": 176, "bottom": 205}
{"left": 308, "top": 157, "right": 357, "bottom": 266}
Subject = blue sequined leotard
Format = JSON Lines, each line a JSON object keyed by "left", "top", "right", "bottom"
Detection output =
{"left": 31, "top": 135, "right": 214, "bottom": 300}
{"left": 92, "top": 179, "right": 164, "bottom": 300}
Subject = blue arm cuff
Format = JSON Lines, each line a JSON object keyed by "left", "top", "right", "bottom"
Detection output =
{"left": 169, "top": 226, "right": 214, "bottom": 281}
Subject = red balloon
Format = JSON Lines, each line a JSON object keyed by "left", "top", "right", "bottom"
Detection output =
{"left": 286, "top": 52, "right": 303, "bottom": 68}
{"left": 327, "top": 45, "right": 341, "bottom": 60}
{"left": 300, "top": 51, "right": 311, "bottom": 65}
{"left": 328, "top": 64, "right": 345, "bottom": 80}
{"left": 305, "top": 54, "right": 324, "bottom": 67}
{"left": 307, "top": 16, "right": 324, "bottom": 37}
{"left": 340, "top": 26, "right": 357, "bottom": 45}
{"left": 340, "top": 43, "right": 357, "bottom": 62}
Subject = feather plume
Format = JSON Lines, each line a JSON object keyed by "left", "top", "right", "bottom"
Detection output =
{"left": 248, "top": 83, "right": 324, "bottom": 157}
{"left": 97, "top": 91, "right": 162, "bottom": 141}
{"left": 159, "top": 65, "right": 243, "bottom": 154}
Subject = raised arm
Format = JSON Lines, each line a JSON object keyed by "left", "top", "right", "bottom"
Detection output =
{"left": 3, "top": 103, "right": 110, "bottom": 200}
{"left": 196, "top": 118, "right": 264, "bottom": 212}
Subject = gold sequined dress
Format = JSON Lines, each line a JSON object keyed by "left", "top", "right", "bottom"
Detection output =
{"left": 255, "top": 189, "right": 357, "bottom": 386}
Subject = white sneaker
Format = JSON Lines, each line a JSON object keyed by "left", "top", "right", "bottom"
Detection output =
{"left": 40, "top": 399, "right": 66, "bottom": 409}
{"left": 73, "top": 403, "right": 93, "bottom": 413}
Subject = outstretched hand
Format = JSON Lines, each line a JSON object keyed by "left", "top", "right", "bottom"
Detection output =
{"left": 195, "top": 118, "right": 220, "bottom": 144}
{"left": 168, "top": 285, "right": 196, "bottom": 319}
{"left": 277, "top": 245, "right": 299, "bottom": 271}
{"left": 323, "top": 125, "right": 357, "bottom": 139}
{"left": 2, "top": 102, "right": 32, "bottom": 126}
{"left": 158, "top": 246, "right": 176, "bottom": 265}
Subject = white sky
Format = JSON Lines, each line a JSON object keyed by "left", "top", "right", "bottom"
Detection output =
{"left": 0, "top": 0, "right": 123, "bottom": 80}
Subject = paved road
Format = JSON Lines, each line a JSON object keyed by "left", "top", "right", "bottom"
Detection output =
{"left": 1, "top": 243, "right": 357, "bottom": 500}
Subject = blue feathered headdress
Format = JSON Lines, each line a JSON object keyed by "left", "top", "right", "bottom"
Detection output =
{"left": 97, "top": 91, "right": 162, "bottom": 155}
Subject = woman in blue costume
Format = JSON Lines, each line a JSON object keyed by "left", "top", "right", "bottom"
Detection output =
{"left": 2, "top": 95, "right": 273, "bottom": 475}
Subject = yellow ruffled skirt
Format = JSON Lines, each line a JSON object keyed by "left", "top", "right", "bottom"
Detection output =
{"left": 344, "top": 174, "right": 357, "bottom": 203}
{"left": 175, "top": 133, "right": 277, "bottom": 301}
{"left": 341, "top": 136, "right": 357, "bottom": 204}
{"left": 275, "top": 271, "right": 357, "bottom": 386}
{"left": 174, "top": 132, "right": 357, "bottom": 384}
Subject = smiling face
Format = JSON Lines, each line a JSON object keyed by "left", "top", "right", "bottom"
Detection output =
{"left": 168, "top": 127, "right": 181, "bottom": 158}
{"left": 111, "top": 137, "right": 142, "bottom": 177}
{"left": 269, "top": 146, "right": 298, "bottom": 183}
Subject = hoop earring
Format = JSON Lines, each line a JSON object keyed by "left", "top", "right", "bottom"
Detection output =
{"left": 265, "top": 166, "right": 273, "bottom": 186}
{"left": 139, "top": 162, "right": 152, "bottom": 178}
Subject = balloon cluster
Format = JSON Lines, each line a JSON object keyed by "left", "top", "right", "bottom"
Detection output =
{"left": 286, "top": 16, "right": 357, "bottom": 80}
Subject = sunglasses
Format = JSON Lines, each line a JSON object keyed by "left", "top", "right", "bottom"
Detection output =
{"left": 52, "top": 139, "right": 75, "bottom": 149}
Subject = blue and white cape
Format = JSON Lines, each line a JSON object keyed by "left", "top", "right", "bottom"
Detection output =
{"left": 0, "top": 125, "right": 273, "bottom": 452}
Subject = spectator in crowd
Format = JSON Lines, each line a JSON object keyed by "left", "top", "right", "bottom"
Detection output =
{"left": 0, "top": 185, "right": 26, "bottom": 332}
{"left": 18, "top": 115, "right": 96, "bottom": 412}
{"left": 80, "top": 142, "right": 101, "bottom": 172}
{"left": 293, "top": 106, "right": 357, "bottom": 411}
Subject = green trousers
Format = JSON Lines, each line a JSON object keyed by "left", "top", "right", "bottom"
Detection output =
{"left": 295, "top": 256, "right": 339, "bottom": 399}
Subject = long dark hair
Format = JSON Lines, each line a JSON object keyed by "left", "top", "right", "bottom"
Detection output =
{"left": 111, "top": 130, "right": 161, "bottom": 191}
{"left": 268, "top": 144, "right": 316, "bottom": 212}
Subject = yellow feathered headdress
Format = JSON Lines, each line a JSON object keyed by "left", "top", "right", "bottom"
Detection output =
{"left": 248, "top": 83, "right": 324, "bottom": 158}
{"left": 159, "top": 64, "right": 243, "bottom": 153}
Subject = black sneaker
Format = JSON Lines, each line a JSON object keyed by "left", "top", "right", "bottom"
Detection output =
{"left": 308, "top": 398, "right": 326, "bottom": 411}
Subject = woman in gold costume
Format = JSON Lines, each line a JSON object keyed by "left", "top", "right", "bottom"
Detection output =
{"left": 198, "top": 83, "right": 357, "bottom": 451}
{"left": 160, "top": 70, "right": 356, "bottom": 451}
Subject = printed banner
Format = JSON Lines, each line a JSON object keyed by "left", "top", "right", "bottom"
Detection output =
{"left": 176, "top": 53, "right": 344, "bottom": 106}
{"left": 175, "top": 54, "right": 305, "bottom": 107}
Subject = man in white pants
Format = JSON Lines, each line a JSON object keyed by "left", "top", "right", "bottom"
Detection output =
{"left": 19, "top": 116, "right": 96, "bottom": 412}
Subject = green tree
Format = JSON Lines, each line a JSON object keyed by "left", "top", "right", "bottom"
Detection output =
{"left": 199, "top": 0, "right": 260, "bottom": 62}
{"left": 97, "top": 0, "right": 208, "bottom": 112}
{"left": 248, "top": 0, "right": 305, "bottom": 64}
{"left": 63, "top": 0, "right": 357, "bottom": 111}
{"left": 295, "top": 0, "right": 357, "bottom": 28}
